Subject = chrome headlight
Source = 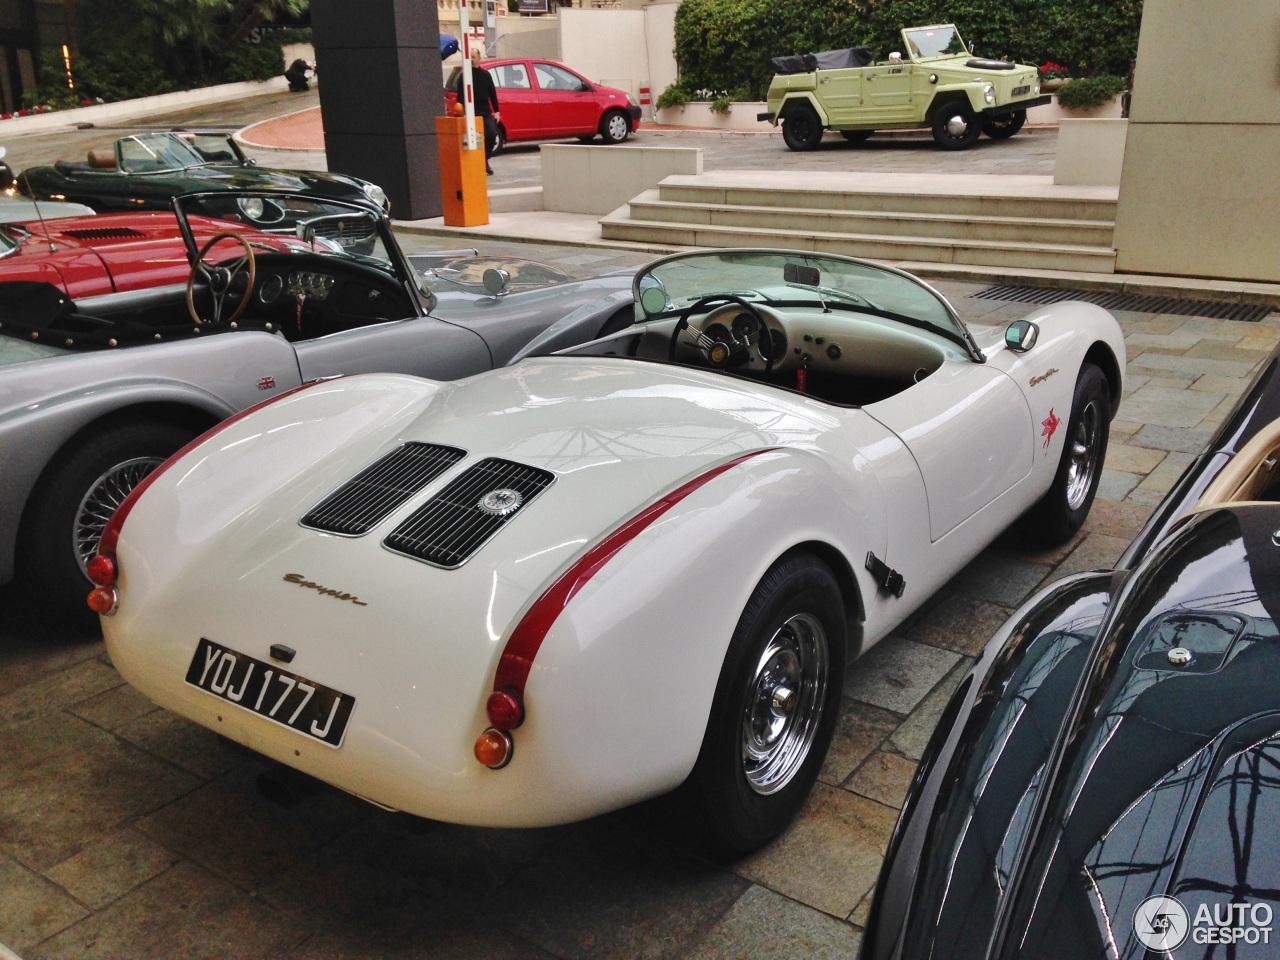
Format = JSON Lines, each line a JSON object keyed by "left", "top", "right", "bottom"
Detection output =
{"left": 361, "top": 182, "right": 390, "bottom": 213}
{"left": 236, "top": 196, "right": 285, "bottom": 223}
{"left": 983, "top": 83, "right": 996, "bottom": 105}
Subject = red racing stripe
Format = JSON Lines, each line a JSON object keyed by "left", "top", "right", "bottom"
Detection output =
{"left": 493, "top": 449, "right": 775, "bottom": 696}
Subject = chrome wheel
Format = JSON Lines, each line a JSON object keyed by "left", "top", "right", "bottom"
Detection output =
{"left": 741, "top": 612, "right": 829, "bottom": 795}
{"left": 73, "top": 456, "right": 162, "bottom": 572}
{"left": 1065, "top": 396, "right": 1103, "bottom": 511}
{"left": 945, "top": 115, "right": 970, "bottom": 138}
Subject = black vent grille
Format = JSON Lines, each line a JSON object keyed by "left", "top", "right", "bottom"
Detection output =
{"left": 971, "top": 285, "right": 1275, "bottom": 323}
{"left": 59, "top": 227, "right": 147, "bottom": 241}
{"left": 301, "top": 443, "right": 466, "bottom": 536}
{"left": 383, "top": 459, "right": 555, "bottom": 568}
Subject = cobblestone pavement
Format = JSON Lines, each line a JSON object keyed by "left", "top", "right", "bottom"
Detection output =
{"left": 2, "top": 91, "right": 1278, "bottom": 960}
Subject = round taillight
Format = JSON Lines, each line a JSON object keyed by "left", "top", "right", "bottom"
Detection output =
{"left": 474, "top": 728, "right": 513, "bottom": 769}
{"left": 86, "top": 586, "right": 118, "bottom": 616}
{"left": 86, "top": 553, "right": 116, "bottom": 586}
{"left": 486, "top": 688, "right": 524, "bottom": 731}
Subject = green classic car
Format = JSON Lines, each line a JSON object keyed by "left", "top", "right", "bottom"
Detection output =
{"left": 759, "top": 24, "right": 1050, "bottom": 151}
{"left": 17, "top": 131, "right": 390, "bottom": 214}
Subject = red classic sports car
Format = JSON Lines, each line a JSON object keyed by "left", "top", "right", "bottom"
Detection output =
{"left": 0, "top": 210, "right": 311, "bottom": 299}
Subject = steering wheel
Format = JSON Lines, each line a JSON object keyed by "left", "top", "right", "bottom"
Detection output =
{"left": 669, "top": 295, "right": 783, "bottom": 374}
{"left": 186, "top": 232, "right": 257, "bottom": 325}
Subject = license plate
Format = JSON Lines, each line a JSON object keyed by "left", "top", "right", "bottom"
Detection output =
{"left": 185, "top": 638, "right": 354, "bottom": 747}
{"left": 1012, "top": 84, "right": 1030, "bottom": 97}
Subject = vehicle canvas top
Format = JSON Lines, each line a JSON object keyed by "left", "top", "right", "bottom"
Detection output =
{"left": 771, "top": 47, "right": 873, "bottom": 75}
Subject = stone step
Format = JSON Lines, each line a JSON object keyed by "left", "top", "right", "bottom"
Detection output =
{"left": 656, "top": 177, "right": 1117, "bottom": 223}
{"left": 598, "top": 215, "right": 1117, "bottom": 273}
{"left": 624, "top": 197, "right": 1115, "bottom": 246}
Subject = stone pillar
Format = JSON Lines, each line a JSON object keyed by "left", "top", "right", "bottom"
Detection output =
{"left": 311, "top": 0, "right": 444, "bottom": 220}
{"left": 1113, "top": 0, "right": 1280, "bottom": 282}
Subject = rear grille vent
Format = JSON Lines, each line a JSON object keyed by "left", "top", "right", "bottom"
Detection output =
{"left": 301, "top": 442, "right": 466, "bottom": 536}
{"left": 383, "top": 458, "right": 555, "bottom": 568}
{"left": 58, "top": 227, "right": 147, "bottom": 241}
{"left": 971, "top": 285, "right": 1275, "bottom": 323}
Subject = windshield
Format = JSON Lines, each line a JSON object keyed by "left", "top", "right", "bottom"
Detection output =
{"left": 0, "top": 226, "right": 17, "bottom": 258}
{"left": 117, "top": 133, "right": 211, "bottom": 174}
{"left": 903, "top": 25, "right": 968, "bottom": 60}
{"left": 634, "top": 250, "right": 969, "bottom": 349}
{"left": 175, "top": 192, "right": 397, "bottom": 272}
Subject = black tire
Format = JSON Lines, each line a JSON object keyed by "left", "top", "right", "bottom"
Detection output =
{"left": 982, "top": 109, "right": 1025, "bottom": 139}
{"left": 599, "top": 109, "right": 631, "bottom": 145}
{"left": 840, "top": 129, "right": 874, "bottom": 144}
{"left": 1023, "top": 363, "right": 1110, "bottom": 544}
{"left": 781, "top": 105, "right": 823, "bottom": 151}
{"left": 681, "top": 553, "right": 847, "bottom": 856}
{"left": 492, "top": 123, "right": 507, "bottom": 156}
{"left": 22, "top": 419, "right": 194, "bottom": 616}
{"left": 930, "top": 101, "right": 981, "bottom": 150}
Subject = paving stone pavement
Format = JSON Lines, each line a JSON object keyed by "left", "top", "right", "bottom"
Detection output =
{"left": 3, "top": 265, "right": 1277, "bottom": 959}
{"left": 4, "top": 91, "right": 1280, "bottom": 960}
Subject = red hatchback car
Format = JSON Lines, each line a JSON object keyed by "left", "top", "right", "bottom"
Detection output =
{"left": 446, "top": 57, "right": 642, "bottom": 151}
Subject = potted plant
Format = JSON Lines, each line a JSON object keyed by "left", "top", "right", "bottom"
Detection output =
{"left": 1055, "top": 75, "right": 1126, "bottom": 112}
{"left": 1038, "top": 62, "right": 1070, "bottom": 93}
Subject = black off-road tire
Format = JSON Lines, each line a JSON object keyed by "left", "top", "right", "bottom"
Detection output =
{"left": 982, "top": 110, "right": 1026, "bottom": 139}
{"left": 931, "top": 101, "right": 981, "bottom": 150}
{"left": 781, "top": 105, "right": 824, "bottom": 151}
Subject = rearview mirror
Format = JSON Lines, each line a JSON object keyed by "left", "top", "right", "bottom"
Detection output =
{"left": 482, "top": 267, "right": 510, "bottom": 296}
{"left": 783, "top": 262, "right": 820, "bottom": 287}
{"left": 1005, "top": 319, "right": 1040, "bottom": 352}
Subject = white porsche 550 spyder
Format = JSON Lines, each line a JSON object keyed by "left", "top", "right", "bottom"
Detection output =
{"left": 94, "top": 250, "right": 1124, "bottom": 854}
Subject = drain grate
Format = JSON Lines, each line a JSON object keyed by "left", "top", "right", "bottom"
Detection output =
{"left": 971, "top": 285, "right": 1275, "bottom": 323}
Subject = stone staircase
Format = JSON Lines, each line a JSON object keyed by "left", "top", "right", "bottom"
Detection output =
{"left": 599, "top": 171, "right": 1118, "bottom": 274}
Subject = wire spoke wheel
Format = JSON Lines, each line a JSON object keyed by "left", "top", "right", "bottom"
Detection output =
{"left": 73, "top": 456, "right": 163, "bottom": 573}
{"left": 741, "top": 612, "right": 829, "bottom": 794}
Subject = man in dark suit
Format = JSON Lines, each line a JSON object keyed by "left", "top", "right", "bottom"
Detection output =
{"left": 468, "top": 47, "right": 501, "bottom": 175}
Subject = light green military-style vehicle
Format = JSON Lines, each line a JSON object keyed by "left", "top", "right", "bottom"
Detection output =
{"left": 759, "top": 24, "right": 1050, "bottom": 151}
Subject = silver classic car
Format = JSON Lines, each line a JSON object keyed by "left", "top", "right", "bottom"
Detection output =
{"left": 0, "top": 190, "right": 637, "bottom": 616}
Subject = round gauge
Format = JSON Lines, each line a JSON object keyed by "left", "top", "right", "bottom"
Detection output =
{"left": 704, "top": 322, "right": 731, "bottom": 343}
{"left": 259, "top": 274, "right": 283, "bottom": 304}
{"left": 732, "top": 312, "right": 758, "bottom": 340}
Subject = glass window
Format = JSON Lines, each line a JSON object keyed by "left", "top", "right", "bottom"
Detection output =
{"left": 534, "top": 63, "right": 584, "bottom": 92}
{"left": 493, "top": 63, "right": 530, "bottom": 89}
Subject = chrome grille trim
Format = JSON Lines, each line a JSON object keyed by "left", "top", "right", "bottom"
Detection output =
{"left": 382, "top": 459, "right": 555, "bottom": 568}
{"left": 300, "top": 442, "right": 466, "bottom": 536}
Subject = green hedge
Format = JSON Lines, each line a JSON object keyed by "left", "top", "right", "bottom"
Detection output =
{"left": 674, "top": 0, "right": 1141, "bottom": 101}
{"left": 1055, "top": 74, "right": 1125, "bottom": 109}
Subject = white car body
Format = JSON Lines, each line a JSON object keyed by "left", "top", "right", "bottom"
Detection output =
{"left": 99, "top": 250, "right": 1124, "bottom": 848}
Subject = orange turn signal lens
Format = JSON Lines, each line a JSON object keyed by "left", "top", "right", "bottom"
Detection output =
{"left": 486, "top": 688, "right": 524, "bottom": 731}
{"left": 86, "top": 553, "right": 116, "bottom": 586}
{"left": 474, "top": 727, "right": 513, "bottom": 769}
{"left": 86, "top": 586, "right": 118, "bottom": 616}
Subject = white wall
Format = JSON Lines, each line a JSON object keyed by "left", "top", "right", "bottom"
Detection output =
{"left": 558, "top": 9, "right": 648, "bottom": 98}
{"left": 481, "top": 5, "right": 680, "bottom": 110}
{"left": 1113, "top": 0, "right": 1280, "bottom": 282}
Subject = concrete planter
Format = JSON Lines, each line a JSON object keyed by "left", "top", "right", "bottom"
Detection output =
{"left": 653, "top": 101, "right": 773, "bottom": 131}
{"left": 1027, "top": 93, "right": 1123, "bottom": 125}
